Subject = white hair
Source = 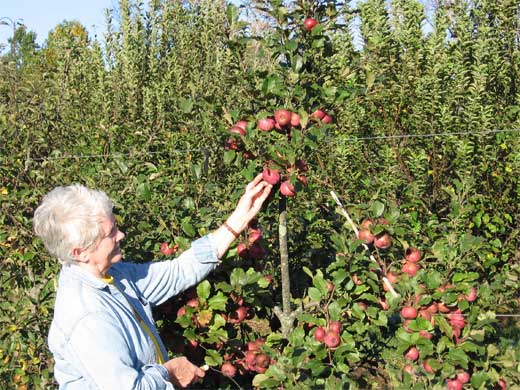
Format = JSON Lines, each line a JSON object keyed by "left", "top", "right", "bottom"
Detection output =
{"left": 33, "top": 184, "right": 114, "bottom": 266}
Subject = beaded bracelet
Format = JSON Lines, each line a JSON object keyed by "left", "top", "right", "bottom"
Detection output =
{"left": 223, "top": 221, "right": 240, "bottom": 238}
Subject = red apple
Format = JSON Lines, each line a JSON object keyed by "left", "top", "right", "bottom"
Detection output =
{"left": 229, "top": 306, "right": 248, "bottom": 324}
{"left": 321, "top": 114, "right": 332, "bottom": 124}
{"left": 229, "top": 125, "right": 246, "bottom": 136}
{"left": 426, "top": 303, "right": 438, "bottom": 314}
{"left": 280, "top": 180, "right": 296, "bottom": 197}
{"left": 290, "top": 112, "right": 300, "bottom": 127}
{"left": 237, "top": 242, "right": 248, "bottom": 258}
{"left": 310, "top": 109, "right": 326, "bottom": 120}
{"left": 262, "top": 168, "right": 280, "bottom": 185}
{"left": 274, "top": 109, "right": 291, "bottom": 126}
{"left": 498, "top": 379, "right": 507, "bottom": 390}
{"left": 357, "top": 229, "right": 375, "bottom": 244}
{"left": 258, "top": 118, "right": 275, "bottom": 131}
{"left": 401, "top": 306, "right": 418, "bottom": 319}
{"left": 357, "top": 302, "right": 367, "bottom": 311}
{"left": 248, "top": 242, "right": 266, "bottom": 260}
{"left": 186, "top": 298, "right": 199, "bottom": 309}
{"left": 160, "top": 242, "right": 176, "bottom": 256}
{"left": 446, "top": 379, "right": 463, "bottom": 390}
{"left": 456, "top": 371, "right": 470, "bottom": 384}
{"left": 297, "top": 174, "right": 308, "bottom": 186}
{"left": 323, "top": 331, "right": 340, "bottom": 348}
{"left": 358, "top": 229, "right": 375, "bottom": 244}
{"left": 248, "top": 228, "right": 262, "bottom": 243}
{"left": 221, "top": 362, "right": 236, "bottom": 377}
{"left": 422, "top": 359, "right": 435, "bottom": 373}
{"left": 314, "top": 326, "right": 326, "bottom": 342}
{"left": 352, "top": 274, "right": 363, "bottom": 285}
{"left": 328, "top": 321, "right": 342, "bottom": 334}
{"left": 244, "top": 350, "right": 257, "bottom": 367}
{"left": 255, "top": 353, "right": 270, "bottom": 369}
{"left": 304, "top": 17, "right": 318, "bottom": 32}
{"left": 465, "top": 287, "right": 477, "bottom": 302}
{"left": 386, "top": 271, "right": 399, "bottom": 284}
{"left": 404, "top": 347, "right": 419, "bottom": 361}
{"left": 374, "top": 233, "right": 392, "bottom": 249}
{"left": 403, "top": 364, "right": 415, "bottom": 375}
{"left": 176, "top": 306, "right": 186, "bottom": 317}
{"left": 405, "top": 247, "right": 422, "bottom": 263}
{"left": 225, "top": 138, "right": 240, "bottom": 150}
{"left": 437, "top": 302, "right": 450, "bottom": 313}
{"left": 448, "top": 309, "right": 465, "bottom": 329}
{"left": 235, "top": 120, "right": 248, "bottom": 130}
{"left": 379, "top": 298, "right": 389, "bottom": 310}
{"left": 401, "top": 261, "right": 420, "bottom": 277}
{"left": 295, "top": 159, "right": 309, "bottom": 172}
{"left": 360, "top": 218, "right": 373, "bottom": 230}
{"left": 419, "top": 330, "right": 433, "bottom": 339}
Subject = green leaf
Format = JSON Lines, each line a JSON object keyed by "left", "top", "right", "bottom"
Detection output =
{"left": 288, "top": 327, "right": 305, "bottom": 346}
{"left": 137, "top": 182, "right": 151, "bottom": 202}
{"left": 252, "top": 374, "right": 271, "bottom": 388}
{"left": 435, "top": 315, "right": 453, "bottom": 338}
{"left": 308, "top": 287, "right": 322, "bottom": 302}
{"left": 181, "top": 217, "right": 196, "bottom": 237}
{"left": 327, "top": 301, "right": 342, "bottom": 321}
{"left": 366, "top": 71, "right": 375, "bottom": 90}
{"left": 204, "top": 349, "right": 223, "bottom": 366}
{"left": 285, "top": 39, "right": 298, "bottom": 53}
{"left": 262, "top": 74, "right": 282, "bottom": 95}
{"left": 196, "top": 280, "right": 211, "bottom": 301}
{"left": 226, "top": 3, "right": 239, "bottom": 25}
{"left": 371, "top": 201, "right": 385, "bottom": 217}
{"left": 223, "top": 150, "right": 236, "bottom": 165}
{"left": 211, "top": 313, "right": 226, "bottom": 329}
{"left": 179, "top": 98, "right": 193, "bottom": 114}
{"left": 292, "top": 55, "right": 303, "bottom": 73}
{"left": 470, "top": 371, "right": 488, "bottom": 388}
{"left": 459, "top": 234, "right": 484, "bottom": 253}
{"left": 452, "top": 272, "right": 479, "bottom": 283}
{"left": 447, "top": 348, "right": 469, "bottom": 368}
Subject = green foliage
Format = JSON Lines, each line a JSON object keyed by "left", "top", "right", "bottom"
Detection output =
{"left": 0, "top": 0, "right": 519, "bottom": 388}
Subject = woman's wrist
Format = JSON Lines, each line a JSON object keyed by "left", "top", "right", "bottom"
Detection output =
{"left": 224, "top": 215, "right": 246, "bottom": 238}
{"left": 222, "top": 221, "right": 240, "bottom": 239}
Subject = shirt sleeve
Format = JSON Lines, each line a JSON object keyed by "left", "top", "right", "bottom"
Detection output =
{"left": 68, "top": 312, "right": 173, "bottom": 390}
{"left": 118, "top": 234, "right": 220, "bottom": 306}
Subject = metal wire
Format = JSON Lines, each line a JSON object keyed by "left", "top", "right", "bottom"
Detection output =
{"left": 15, "top": 127, "right": 520, "bottom": 163}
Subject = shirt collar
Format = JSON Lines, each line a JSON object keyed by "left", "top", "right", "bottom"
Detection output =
{"left": 59, "top": 264, "right": 114, "bottom": 290}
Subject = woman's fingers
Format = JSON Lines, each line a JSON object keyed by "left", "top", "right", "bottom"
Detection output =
{"left": 246, "top": 173, "right": 264, "bottom": 192}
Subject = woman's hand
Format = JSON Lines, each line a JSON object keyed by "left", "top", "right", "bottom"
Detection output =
{"left": 211, "top": 174, "right": 272, "bottom": 259}
{"left": 163, "top": 357, "right": 206, "bottom": 388}
{"left": 227, "top": 173, "right": 273, "bottom": 232}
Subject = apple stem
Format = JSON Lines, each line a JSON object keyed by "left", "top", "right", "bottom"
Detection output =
{"left": 330, "top": 191, "right": 399, "bottom": 298}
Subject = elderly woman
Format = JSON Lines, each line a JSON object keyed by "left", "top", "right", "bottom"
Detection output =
{"left": 33, "top": 174, "right": 272, "bottom": 389}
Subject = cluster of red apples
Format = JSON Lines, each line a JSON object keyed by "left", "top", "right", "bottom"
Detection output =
{"left": 219, "top": 338, "right": 273, "bottom": 378}
{"left": 312, "top": 319, "right": 342, "bottom": 349}
{"left": 352, "top": 217, "right": 492, "bottom": 387}
{"left": 236, "top": 223, "right": 267, "bottom": 261}
{"left": 226, "top": 108, "right": 333, "bottom": 197}
{"left": 357, "top": 218, "right": 393, "bottom": 250}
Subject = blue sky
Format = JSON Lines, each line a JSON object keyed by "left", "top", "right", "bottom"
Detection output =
{"left": 0, "top": 0, "right": 119, "bottom": 51}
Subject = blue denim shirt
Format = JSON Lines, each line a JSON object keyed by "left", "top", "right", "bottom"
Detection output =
{"left": 48, "top": 235, "right": 220, "bottom": 389}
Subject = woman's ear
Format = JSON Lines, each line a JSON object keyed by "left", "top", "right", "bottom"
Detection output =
{"left": 71, "top": 247, "right": 89, "bottom": 263}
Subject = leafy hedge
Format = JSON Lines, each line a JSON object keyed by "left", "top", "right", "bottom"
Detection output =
{"left": 1, "top": 0, "right": 519, "bottom": 388}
